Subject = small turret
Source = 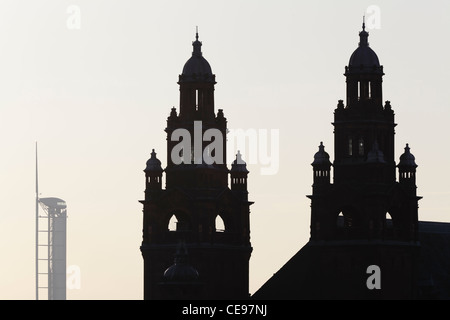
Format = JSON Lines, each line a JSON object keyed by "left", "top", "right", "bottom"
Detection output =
{"left": 398, "top": 143, "right": 418, "bottom": 189}
{"left": 144, "top": 149, "right": 163, "bottom": 198}
{"left": 230, "top": 151, "right": 249, "bottom": 200}
{"left": 312, "top": 142, "right": 332, "bottom": 186}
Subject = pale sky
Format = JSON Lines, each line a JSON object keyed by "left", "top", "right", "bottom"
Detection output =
{"left": 1, "top": 0, "right": 450, "bottom": 299}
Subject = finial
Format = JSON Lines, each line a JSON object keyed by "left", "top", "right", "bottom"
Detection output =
{"left": 358, "top": 16, "right": 369, "bottom": 47}
{"left": 236, "top": 150, "right": 243, "bottom": 163}
{"left": 319, "top": 141, "right": 325, "bottom": 151}
{"left": 192, "top": 26, "right": 202, "bottom": 56}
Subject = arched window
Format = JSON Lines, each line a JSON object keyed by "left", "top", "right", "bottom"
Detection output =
{"left": 337, "top": 212, "right": 345, "bottom": 228}
{"left": 168, "top": 215, "right": 177, "bottom": 231}
{"left": 386, "top": 213, "right": 394, "bottom": 229}
{"left": 167, "top": 211, "right": 190, "bottom": 232}
{"left": 215, "top": 215, "right": 225, "bottom": 232}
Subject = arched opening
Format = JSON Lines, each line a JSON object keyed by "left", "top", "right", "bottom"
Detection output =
{"left": 385, "top": 212, "right": 395, "bottom": 239}
{"left": 335, "top": 206, "right": 361, "bottom": 239}
{"left": 215, "top": 215, "right": 225, "bottom": 232}
{"left": 336, "top": 212, "right": 353, "bottom": 228}
{"left": 168, "top": 215, "right": 178, "bottom": 231}
{"left": 167, "top": 211, "right": 191, "bottom": 232}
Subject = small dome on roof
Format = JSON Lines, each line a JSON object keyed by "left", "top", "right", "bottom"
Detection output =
{"left": 312, "top": 142, "right": 332, "bottom": 166}
{"left": 346, "top": 22, "right": 383, "bottom": 74}
{"left": 179, "top": 31, "right": 215, "bottom": 83}
{"left": 163, "top": 242, "right": 199, "bottom": 283}
{"left": 145, "top": 149, "right": 163, "bottom": 172}
{"left": 231, "top": 151, "right": 249, "bottom": 173}
{"left": 398, "top": 144, "right": 417, "bottom": 168}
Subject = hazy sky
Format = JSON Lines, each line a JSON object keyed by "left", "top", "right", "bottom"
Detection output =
{"left": 1, "top": 0, "right": 450, "bottom": 299}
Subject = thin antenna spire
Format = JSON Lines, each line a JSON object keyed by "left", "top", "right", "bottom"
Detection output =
{"left": 195, "top": 25, "right": 199, "bottom": 40}
{"left": 362, "top": 15, "right": 366, "bottom": 31}
{"left": 35, "top": 141, "right": 39, "bottom": 300}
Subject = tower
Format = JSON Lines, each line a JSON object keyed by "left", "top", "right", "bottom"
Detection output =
{"left": 306, "top": 21, "right": 421, "bottom": 299}
{"left": 35, "top": 143, "right": 67, "bottom": 300}
{"left": 140, "top": 31, "right": 253, "bottom": 300}
{"left": 37, "top": 198, "right": 67, "bottom": 300}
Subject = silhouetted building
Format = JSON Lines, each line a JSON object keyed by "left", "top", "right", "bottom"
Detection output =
{"left": 140, "top": 31, "right": 253, "bottom": 300}
{"left": 252, "top": 22, "right": 438, "bottom": 300}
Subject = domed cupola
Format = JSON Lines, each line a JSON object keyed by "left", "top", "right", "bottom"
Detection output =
{"left": 312, "top": 142, "right": 332, "bottom": 166}
{"left": 163, "top": 242, "right": 200, "bottom": 283}
{"left": 398, "top": 143, "right": 418, "bottom": 186}
{"left": 398, "top": 144, "right": 417, "bottom": 168}
{"left": 230, "top": 151, "right": 249, "bottom": 200}
{"left": 179, "top": 29, "right": 215, "bottom": 83}
{"left": 312, "top": 142, "right": 332, "bottom": 186}
{"left": 231, "top": 150, "right": 249, "bottom": 173}
{"left": 145, "top": 149, "right": 163, "bottom": 173}
{"left": 144, "top": 149, "right": 163, "bottom": 197}
{"left": 343, "top": 20, "right": 385, "bottom": 108}
{"left": 346, "top": 20, "right": 383, "bottom": 75}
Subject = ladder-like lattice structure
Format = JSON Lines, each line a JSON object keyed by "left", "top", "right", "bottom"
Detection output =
{"left": 36, "top": 197, "right": 67, "bottom": 300}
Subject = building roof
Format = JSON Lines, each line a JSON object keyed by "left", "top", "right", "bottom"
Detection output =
{"left": 417, "top": 221, "right": 450, "bottom": 299}
{"left": 251, "top": 220, "right": 450, "bottom": 300}
{"left": 39, "top": 197, "right": 66, "bottom": 209}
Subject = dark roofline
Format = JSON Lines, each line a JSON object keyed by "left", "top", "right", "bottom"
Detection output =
{"left": 419, "top": 220, "right": 450, "bottom": 234}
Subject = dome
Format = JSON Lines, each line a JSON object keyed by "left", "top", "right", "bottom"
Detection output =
{"left": 163, "top": 242, "right": 200, "bottom": 283}
{"left": 179, "top": 32, "right": 215, "bottom": 83}
{"left": 144, "top": 149, "right": 163, "bottom": 172}
{"left": 312, "top": 142, "right": 332, "bottom": 166}
{"left": 231, "top": 151, "right": 249, "bottom": 173}
{"left": 346, "top": 23, "right": 383, "bottom": 74}
{"left": 349, "top": 46, "right": 380, "bottom": 69}
{"left": 398, "top": 144, "right": 417, "bottom": 168}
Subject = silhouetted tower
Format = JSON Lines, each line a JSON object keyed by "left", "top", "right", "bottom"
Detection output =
{"left": 140, "top": 31, "right": 253, "bottom": 300}
{"left": 230, "top": 151, "right": 249, "bottom": 201}
{"left": 37, "top": 197, "right": 67, "bottom": 300}
{"left": 35, "top": 143, "right": 67, "bottom": 300}
{"left": 306, "top": 21, "right": 421, "bottom": 299}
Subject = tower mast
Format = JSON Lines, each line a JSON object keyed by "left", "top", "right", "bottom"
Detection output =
{"left": 35, "top": 141, "right": 39, "bottom": 300}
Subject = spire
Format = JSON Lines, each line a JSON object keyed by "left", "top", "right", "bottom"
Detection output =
{"left": 359, "top": 16, "right": 369, "bottom": 47}
{"left": 192, "top": 26, "right": 202, "bottom": 56}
